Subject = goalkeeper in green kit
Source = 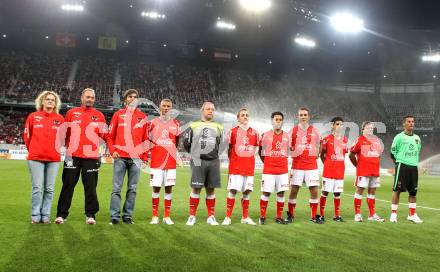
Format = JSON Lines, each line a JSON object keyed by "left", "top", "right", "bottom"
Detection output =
{"left": 389, "top": 115, "right": 423, "bottom": 224}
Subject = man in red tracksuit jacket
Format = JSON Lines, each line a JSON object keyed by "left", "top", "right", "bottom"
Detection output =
{"left": 55, "top": 88, "right": 107, "bottom": 225}
{"left": 107, "top": 89, "right": 149, "bottom": 225}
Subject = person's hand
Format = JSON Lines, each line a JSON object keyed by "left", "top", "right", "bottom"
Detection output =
{"left": 112, "top": 152, "right": 120, "bottom": 159}
{"left": 141, "top": 160, "right": 149, "bottom": 169}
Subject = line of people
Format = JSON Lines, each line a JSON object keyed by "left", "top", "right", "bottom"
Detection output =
{"left": 23, "top": 88, "right": 423, "bottom": 225}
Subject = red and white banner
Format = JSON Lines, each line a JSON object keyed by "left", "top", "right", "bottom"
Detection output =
{"left": 56, "top": 33, "right": 76, "bottom": 48}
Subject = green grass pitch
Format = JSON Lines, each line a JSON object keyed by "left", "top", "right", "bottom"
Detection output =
{"left": 0, "top": 160, "right": 439, "bottom": 271}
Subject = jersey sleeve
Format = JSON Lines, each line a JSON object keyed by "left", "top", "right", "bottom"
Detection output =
{"left": 350, "top": 137, "right": 360, "bottom": 153}
{"left": 321, "top": 136, "right": 328, "bottom": 152}
{"left": 106, "top": 112, "right": 119, "bottom": 155}
{"left": 227, "top": 128, "right": 235, "bottom": 145}
{"left": 390, "top": 134, "right": 401, "bottom": 156}
{"left": 23, "top": 113, "right": 33, "bottom": 149}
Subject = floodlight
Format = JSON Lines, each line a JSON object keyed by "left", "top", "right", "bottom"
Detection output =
{"left": 294, "top": 36, "right": 316, "bottom": 48}
{"left": 330, "top": 12, "right": 364, "bottom": 33}
{"left": 61, "top": 4, "right": 84, "bottom": 12}
{"left": 239, "top": 0, "right": 271, "bottom": 13}
{"left": 216, "top": 20, "right": 236, "bottom": 30}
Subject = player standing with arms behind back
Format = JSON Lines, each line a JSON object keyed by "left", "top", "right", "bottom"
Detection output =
{"left": 222, "top": 108, "right": 259, "bottom": 226}
{"left": 349, "top": 121, "right": 385, "bottom": 222}
{"left": 149, "top": 99, "right": 181, "bottom": 225}
{"left": 288, "top": 107, "right": 322, "bottom": 224}
{"left": 390, "top": 115, "right": 422, "bottom": 223}
{"left": 319, "top": 117, "right": 348, "bottom": 222}
{"left": 258, "top": 112, "right": 291, "bottom": 225}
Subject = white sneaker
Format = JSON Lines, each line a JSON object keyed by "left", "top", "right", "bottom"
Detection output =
{"left": 407, "top": 213, "right": 423, "bottom": 224}
{"left": 368, "top": 214, "right": 385, "bottom": 222}
{"left": 86, "top": 217, "right": 96, "bottom": 225}
{"left": 390, "top": 213, "right": 398, "bottom": 223}
{"left": 186, "top": 215, "right": 196, "bottom": 226}
{"left": 150, "top": 216, "right": 159, "bottom": 225}
{"left": 354, "top": 214, "right": 363, "bottom": 222}
{"left": 163, "top": 217, "right": 174, "bottom": 225}
{"left": 207, "top": 215, "right": 219, "bottom": 226}
{"left": 222, "top": 217, "right": 232, "bottom": 225}
{"left": 241, "top": 217, "right": 256, "bottom": 225}
{"left": 54, "top": 217, "right": 64, "bottom": 224}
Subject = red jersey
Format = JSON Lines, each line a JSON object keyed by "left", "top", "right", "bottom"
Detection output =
{"left": 322, "top": 134, "right": 348, "bottom": 179}
{"left": 291, "top": 125, "right": 320, "bottom": 170}
{"left": 149, "top": 117, "right": 180, "bottom": 169}
{"left": 350, "top": 135, "right": 383, "bottom": 177}
{"left": 23, "top": 111, "right": 64, "bottom": 162}
{"left": 228, "top": 126, "right": 259, "bottom": 176}
{"left": 107, "top": 107, "right": 149, "bottom": 160}
{"left": 260, "top": 130, "right": 290, "bottom": 175}
{"left": 64, "top": 106, "right": 107, "bottom": 159}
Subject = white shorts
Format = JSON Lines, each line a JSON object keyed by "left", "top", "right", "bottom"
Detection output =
{"left": 322, "top": 178, "right": 344, "bottom": 193}
{"left": 227, "top": 175, "right": 254, "bottom": 192}
{"left": 290, "top": 169, "right": 320, "bottom": 187}
{"left": 261, "top": 173, "right": 290, "bottom": 193}
{"left": 355, "top": 176, "right": 380, "bottom": 188}
{"left": 150, "top": 168, "right": 176, "bottom": 187}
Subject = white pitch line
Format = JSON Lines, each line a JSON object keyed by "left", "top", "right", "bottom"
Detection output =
{"left": 220, "top": 173, "right": 440, "bottom": 211}
{"left": 342, "top": 193, "right": 440, "bottom": 211}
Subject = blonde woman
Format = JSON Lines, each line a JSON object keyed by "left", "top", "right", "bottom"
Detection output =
{"left": 23, "top": 90, "right": 64, "bottom": 224}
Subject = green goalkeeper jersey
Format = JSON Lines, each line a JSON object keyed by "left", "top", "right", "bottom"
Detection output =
{"left": 391, "top": 131, "right": 421, "bottom": 166}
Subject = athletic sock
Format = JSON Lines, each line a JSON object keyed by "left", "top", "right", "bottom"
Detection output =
{"left": 319, "top": 194, "right": 327, "bottom": 217}
{"left": 260, "top": 195, "right": 269, "bottom": 218}
{"left": 354, "top": 193, "right": 363, "bottom": 215}
{"left": 189, "top": 193, "right": 200, "bottom": 217}
{"left": 276, "top": 196, "right": 285, "bottom": 219}
{"left": 164, "top": 193, "right": 172, "bottom": 218}
{"left": 152, "top": 192, "right": 160, "bottom": 217}
{"left": 367, "top": 194, "right": 376, "bottom": 217}
{"left": 288, "top": 199, "right": 297, "bottom": 217}
{"left": 206, "top": 194, "right": 216, "bottom": 217}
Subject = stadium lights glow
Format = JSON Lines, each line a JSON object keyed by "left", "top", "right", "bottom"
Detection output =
{"left": 125, "top": 40, "right": 129, "bottom": 44}
{"left": 422, "top": 54, "right": 440, "bottom": 62}
{"left": 141, "top": 11, "right": 166, "bottom": 19}
{"left": 216, "top": 20, "right": 236, "bottom": 30}
{"left": 61, "top": 4, "right": 84, "bottom": 12}
{"left": 330, "top": 12, "right": 364, "bottom": 33}
{"left": 2, "top": 34, "right": 6, "bottom": 38}
{"left": 294, "top": 36, "right": 316, "bottom": 48}
{"left": 239, "top": 0, "right": 271, "bottom": 13}
{"left": 383, "top": 75, "right": 387, "bottom": 78}
{"left": 200, "top": 48, "right": 204, "bottom": 52}
{"left": 45, "top": 36, "right": 49, "bottom": 39}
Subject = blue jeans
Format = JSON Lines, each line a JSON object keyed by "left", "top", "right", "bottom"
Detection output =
{"left": 110, "top": 158, "right": 140, "bottom": 220}
{"left": 28, "top": 160, "right": 60, "bottom": 222}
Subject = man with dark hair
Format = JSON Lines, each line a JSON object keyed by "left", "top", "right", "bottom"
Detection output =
{"left": 107, "top": 89, "right": 149, "bottom": 225}
{"left": 288, "top": 107, "right": 322, "bottom": 224}
{"left": 258, "top": 111, "right": 290, "bottom": 225}
{"left": 390, "top": 115, "right": 422, "bottom": 223}
{"left": 319, "top": 117, "right": 347, "bottom": 222}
